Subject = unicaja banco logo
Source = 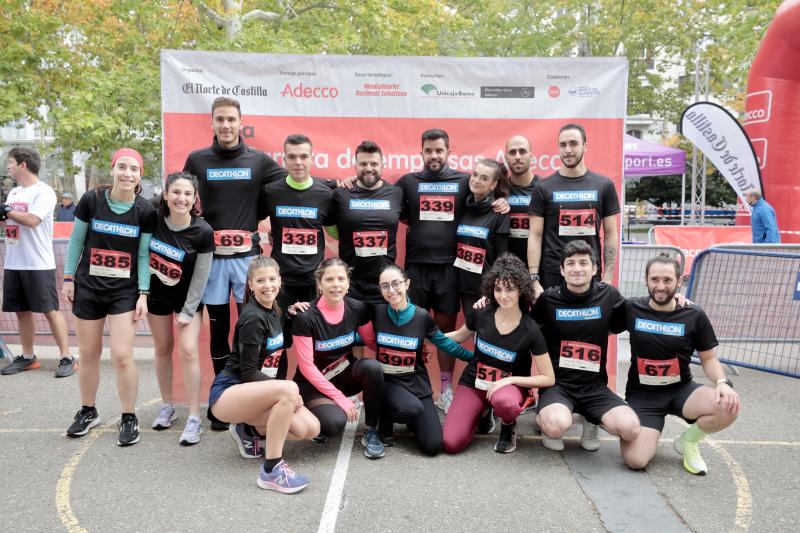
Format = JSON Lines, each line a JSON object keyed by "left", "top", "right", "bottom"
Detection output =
{"left": 421, "top": 84, "right": 437, "bottom": 95}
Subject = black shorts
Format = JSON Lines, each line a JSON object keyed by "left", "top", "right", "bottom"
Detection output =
{"left": 625, "top": 381, "right": 702, "bottom": 432}
{"left": 147, "top": 295, "right": 202, "bottom": 317}
{"left": 348, "top": 277, "right": 384, "bottom": 306}
{"left": 277, "top": 283, "right": 317, "bottom": 312}
{"left": 538, "top": 382, "right": 629, "bottom": 425}
{"left": 2, "top": 269, "right": 59, "bottom": 313}
{"left": 72, "top": 283, "right": 138, "bottom": 320}
{"left": 406, "top": 262, "right": 459, "bottom": 315}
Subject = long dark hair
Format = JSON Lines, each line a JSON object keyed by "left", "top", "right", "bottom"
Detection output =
{"left": 473, "top": 158, "right": 510, "bottom": 199}
{"left": 480, "top": 253, "right": 535, "bottom": 312}
{"left": 243, "top": 256, "right": 282, "bottom": 315}
{"left": 160, "top": 172, "right": 201, "bottom": 217}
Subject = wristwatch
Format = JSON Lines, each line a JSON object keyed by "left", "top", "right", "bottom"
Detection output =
{"left": 529, "top": 273, "right": 540, "bottom": 282}
{"left": 716, "top": 378, "right": 734, "bottom": 389}
{"left": 138, "top": 290, "right": 150, "bottom": 296}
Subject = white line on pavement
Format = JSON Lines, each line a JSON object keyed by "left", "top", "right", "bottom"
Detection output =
{"left": 317, "top": 406, "right": 361, "bottom": 533}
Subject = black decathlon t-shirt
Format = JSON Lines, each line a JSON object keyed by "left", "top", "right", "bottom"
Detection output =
{"left": 454, "top": 196, "right": 510, "bottom": 295}
{"left": 528, "top": 171, "right": 620, "bottom": 275}
{"left": 224, "top": 301, "right": 287, "bottom": 382}
{"left": 531, "top": 282, "right": 626, "bottom": 388}
{"left": 183, "top": 137, "right": 286, "bottom": 258}
{"left": 148, "top": 215, "right": 215, "bottom": 305}
{"left": 74, "top": 189, "right": 157, "bottom": 293}
{"left": 623, "top": 297, "right": 718, "bottom": 391}
{"left": 372, "top": 303, "right": 437, "bottom": 397}
{"left": 292, "top": 297, "right": 371, "bottom": 384}
{"left": 262, "top": 178, "right": 334, "bottom": 286}
{"left": 507, "top": 178, "right": 540, "bottom": 265}
{"left": 459, "top": 305, "right": 548, "bottom": 390}
{"left": 396, "top": 167, "right": 470, "bottom": 264}
{"left": 330, "top": 183, "right": 404, "bottom": 282}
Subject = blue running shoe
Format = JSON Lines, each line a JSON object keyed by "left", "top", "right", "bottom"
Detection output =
{"left": 361, "top": 427, "right": 386, "bottom": 459}
{"left": 257, "top": 460, "right": 309, "bottom": 494}
{"left": 229, "top": 423, "right": 262, "bottom": 459}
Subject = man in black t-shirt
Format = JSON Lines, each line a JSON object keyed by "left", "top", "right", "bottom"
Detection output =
{"left": 503, "top": 135, "right": 542, "bottom": 266}
{"left": 532, "top": 241, "right": 640, "bottom": 452}
{"left": 183, "top": 97, "right": 286, "bottom": 386}
{"left": 527, "top": 123, "right": 620, "bottom": 297}
{"left": 330, "top": 141, "right": 404, "bottom": 305}
{"left": 620, "top": 254, "right": 739, "bottom": 476}
{"left": 261, "top": 134, "right": 335, "bottom": 311}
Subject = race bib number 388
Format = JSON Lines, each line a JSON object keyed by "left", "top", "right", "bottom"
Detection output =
{"left": 454, "top": 243, "right": 486, "bottom": 274}
{"left": 89, "top": 248, "right": 132, "bottom": 278}
{"left": 419, "top": 195, "right": 455, "bottom": 221}
{"left": 637, "top": 357, "right": 680, "bottom": 386}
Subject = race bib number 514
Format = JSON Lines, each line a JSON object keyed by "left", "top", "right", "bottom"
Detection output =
{"left": 558, "top": 209, "right": 596, "bottom": 236}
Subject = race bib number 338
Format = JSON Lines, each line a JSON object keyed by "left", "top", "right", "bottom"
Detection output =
{"left": 89, "top": 248, "right": 132, "bottom": 278}
{"left": 282, "top": 228, "right": 318, "bottom": 255}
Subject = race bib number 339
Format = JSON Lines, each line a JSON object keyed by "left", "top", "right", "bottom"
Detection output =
{"left": 637, "top": 357, "right": 680, "bottom": 386}
{"left": 419, "top": 195, "right": 455, "bottom": 221}
{"left": 89, "top": 248, "right": 132, "bottom": 278}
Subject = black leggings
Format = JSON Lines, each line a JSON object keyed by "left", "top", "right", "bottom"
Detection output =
{"left": 303, "top": 358, "right": 384, "bottom": 437}
{"left": 207, "top": 302, "right": 241, "bottom": 375}
{"left": 381, "top": 381, "right": 442, "bottom": 456}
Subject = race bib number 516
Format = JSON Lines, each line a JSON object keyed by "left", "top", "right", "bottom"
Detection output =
{"left": 559, "top": 340, "right": 601, "bottom": 372}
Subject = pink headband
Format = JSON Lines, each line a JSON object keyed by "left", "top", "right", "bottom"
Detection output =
{"left": 111, "top": 148, "right": 144, "bottom": 175}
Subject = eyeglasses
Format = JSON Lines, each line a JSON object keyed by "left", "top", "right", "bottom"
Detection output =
{"left": 379, "top": 279, "right": 405, "bottom": 292}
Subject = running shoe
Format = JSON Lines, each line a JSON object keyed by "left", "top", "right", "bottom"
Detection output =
{"left": 210, "top": 419, "right": 229, "bottom": 431}
{"left": 361, "top": 427, "right": 386, "bottom": 459}
{"left": 152, "top": 404, "right": 177, "bottom": 430}
{"left": 179, "top": 416, "right": 202, "bottom": 446}
{"left": 66, "top": 406, "right": 100, "bottom": 438}
{"left": 311, "top": 433, "right": 328, "bottom": 444}
{"left": 580, "top": 419, "right": 601, "bottom": 451}
{"left": 494, "top": 421, "right": 518, "bottom": 454}
{"left": 1, "top": 355, "right": 41, "bottom": 375}
{"left": 117, "top": 413, "right": 141, "bottom": 447}
{"left": 435, "top": 386, "right": 454, "bottom": 414}
{"left": 54, "top": 357, "right": 77, "bottom": 378}
{"left": 477, "top": 408, "right": 496, "bottom": 434}
{"left": 257, "top": 460, "right": 309, "bottom": 494}
{"left": 229, "top": 423, "right": 262, "bottom": 459}
{"left": 674, "top": 434, "right": 708, "bottom": 475}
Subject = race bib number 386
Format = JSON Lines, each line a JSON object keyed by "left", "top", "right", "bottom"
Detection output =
{"left": 558, "top": 209, "right": 596, "bottom": 236}
{"left": 89, "top": 248, "right": 132, "bottom": 278}
{"left": 149, "top": 253, "right": 182, "bottom": 287}
{"left": 419, "top": 195, "right": 455, "bottom": 221}
{"left": 213, "top": 230, "right": 252, "bottom": 255}
{"left": 637, "top": 357, "right": 680, "bottom": 386}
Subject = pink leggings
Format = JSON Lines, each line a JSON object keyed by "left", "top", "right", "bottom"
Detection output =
{"left": 442, "top": 383, "right": 526, "bottom": 454}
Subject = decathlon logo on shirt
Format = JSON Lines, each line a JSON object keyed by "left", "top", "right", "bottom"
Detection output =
{"left": 266, "top": 333, "right": 284, "bottom": 350}
{"left": 315, "top": 332, "right": 355, "bottom": 351}
{"left": 552, "top": 190, "right": 598, "bottom": 202}
{"left": 556, "top": 307, "right": 602, "bottom": 321}
{"left": 349, "top": 199, "right": 391, "bottom": 210}
{"left": 276, "top": 206, "right": 318, "bottom": 218}
{"left": 377, "top": 332, "right": 419, "bottom": 350}
{"left": 476, "top": 337, "right": 516, "bottom": 362}
{"left": 149, "top": 238, "right": 185, "bottom": 262}
{"left": 418, "top": 183, "right": 459, "bottom": 193}
{"left": 508, "top": 195, "right": 530, "bottom": 206}
{"left": 457, "top": 225, "right": 490, "bottom": 239}
{"left": 207, "top": 168, "right": 251, "bottom": 181}
{"left": 91, "top": 219, "right": 140, "bottom": 238}
{"left": 635, "top": 318, "right": 685, "bottom": 336}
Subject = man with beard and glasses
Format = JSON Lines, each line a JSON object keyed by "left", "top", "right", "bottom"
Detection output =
{"left": 527, "top": 124, "right": 620, "bottom": 299}
{"left": 330, "top": 141, "right": 405, "bottom": 305}
{"left": 504, "top": 135, "right": 542, "bottom": 267}
{"left": 396, "top": 129, "right": 508, "bottom": 413}
{"left": 617, "top": 253, "right": 740, "bottom": 476}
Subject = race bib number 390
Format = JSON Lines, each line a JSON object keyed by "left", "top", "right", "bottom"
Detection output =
{"left": 509, "top": 214, "right": 529, "bottom": 238}
{"left": 377, "top": 348, "right": 416, "bottom": 375}
{"left": 637, "top": 357, "right": 681, "bottom": 386}
{"left": 559, "top": 340, "right": 601, "bottom": 372}
{"left": 149, "top": 253, "right": 182, "bottom": 287}
{"left": 353, "top": 230, "right": 388, "bottom": 257}
{"left": 89, "top": 248, "right": 132, "bottom": 278}
{"left": 454, "top": 243, "right": 486, "bottom": 274}
{"left": 213, "top": 230, "right": 252, "bottom": 255}
{"left": 282, "top": 227, "right": 317, "bottom": 255}
{"left": 4, "top": 225, "right": 19, "bottom": 245}
{"left": 558, "top": 209, "right": 596, "bottom": 236}
{"left": 474, "top": 361, "right": 510, "bottom": 391}
{"left": 419, "top": 195, "right": 455, "bottom": 221}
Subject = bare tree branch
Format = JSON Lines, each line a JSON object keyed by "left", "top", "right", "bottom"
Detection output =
{"left": 197, "top": 1, "right": 226, "bottom": 29}
{"left": 242, "top": 9, "right": 282, "bottom": 23}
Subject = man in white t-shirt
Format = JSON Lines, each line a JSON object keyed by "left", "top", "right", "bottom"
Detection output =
{"left": 2, "top": 147, "right": 75, "bottom": 377}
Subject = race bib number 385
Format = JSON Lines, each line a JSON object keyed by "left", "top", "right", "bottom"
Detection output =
{"left": 353, "top": 230, "right": 388, "bottom": 257}
{"left": 213, "top": 230, "right": 252, "bottom": 255}
{"left": 559, "top": 340, "right": 601, "bottom": 372}
{"left": 637, "top": 357, "right": 680, "bottom": 386}
{"left": 89, "top": 248, "right": 132, "bottom": 278}
{"left": 282, "top": 227, "right": 317, "bottom": 255}
{"left": 558, "top": 209, "right": 596, "bottom": 236}
{"left": 419, "top": 195, "right": 455, "bottom": 221}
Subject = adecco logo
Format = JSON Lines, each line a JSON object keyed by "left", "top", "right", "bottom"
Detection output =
{"left": 281, "top": 83, "right": 339, "bottom": 98}
{"left": 548, "top": 86, "right": 560, "bottom": 98}
{"left": 750, "top": 138, "right": 768, "bottom": 169}
{"left": 743, "top": 90, "right": 771, "bottom": 125}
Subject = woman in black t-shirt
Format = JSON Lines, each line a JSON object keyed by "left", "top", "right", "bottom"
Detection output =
{"left": 146, "top": 172, "right": 214, "bottom": 445}
{"left": 208, "top": 256, "right": 317, "bottom": 494}
{"left": 444, "top": 254, "right": 554, "bottom": 454}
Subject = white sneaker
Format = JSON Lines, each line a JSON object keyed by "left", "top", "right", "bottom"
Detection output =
{"left": 542, "top": 435, "right": 565, "bottom": 451}
{"left": 152, "top": 404, "right": 176, "bottom": 430}
{"left": 435, "top": 386, "right": 454, "bottom": 414}
{"left": 580, "top": 420, "right": 601, "bottom": 451}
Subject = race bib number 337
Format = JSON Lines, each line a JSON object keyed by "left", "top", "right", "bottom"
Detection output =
{"left": 353, "top": 231, "right": 388, "bottom": 257}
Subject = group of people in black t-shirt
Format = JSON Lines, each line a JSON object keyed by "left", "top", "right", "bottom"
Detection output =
{"left": 55, "top": 96, "right": 739, "bottom": 495}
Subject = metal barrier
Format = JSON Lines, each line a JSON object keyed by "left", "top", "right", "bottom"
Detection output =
{"left": 712, "top": 243, "right": 800, "bottom": 254}
{"left": 619, "top": 244, "right": 686, "bottom": 299}
{"left": 686, "top": 248, "right": 800, "bottom": 378}
{"left": 0, "top": 239, "right": 152, "bottom": 336}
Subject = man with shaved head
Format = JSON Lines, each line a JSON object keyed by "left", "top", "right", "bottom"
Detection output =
{"left": 503, "top": 135, "right": 542, "bottom": 266}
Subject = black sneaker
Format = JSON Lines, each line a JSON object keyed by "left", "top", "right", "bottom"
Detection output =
{"left": 117, "top": 414, "right": 141, "bottom": 447}
{"left": 477, "top": 408, "right": 496, "bottom": 434}
{"left": 54, "top": 357, "right": 77, "bottom": 378}
{"left": 67, "top": 406, "right": 100, "bottom": 438}
{"left": 207, "top": 407, "right": 229, "bottom": 431}
{"left": 311, "top": 432, "right": 328, "bottom": 444}
{"left": 1, "top": 355, "right": 41, "bottom": 375}
{"left": 494, "top": 422, "right": 517, "bottom": 454}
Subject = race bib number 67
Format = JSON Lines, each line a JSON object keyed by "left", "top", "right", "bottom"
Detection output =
{"left": 637, "top": 357, "right": 680, "bottom": 386}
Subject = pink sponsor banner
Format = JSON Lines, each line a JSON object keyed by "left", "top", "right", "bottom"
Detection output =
{"left": 653, "top": 225, "right": 752, "bottom": 275}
